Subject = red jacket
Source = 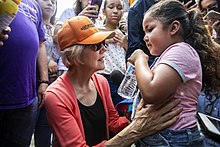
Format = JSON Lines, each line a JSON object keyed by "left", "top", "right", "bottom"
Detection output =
{"left": 45, "top": 73, "right": 129, "bottom": 147}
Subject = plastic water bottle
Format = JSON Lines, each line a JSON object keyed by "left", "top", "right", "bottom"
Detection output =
{"left": 0, "top": 0, "right": 21, "bottom": 31}
{"left": 118, "top": 63, "right": 138, "bottom": 99}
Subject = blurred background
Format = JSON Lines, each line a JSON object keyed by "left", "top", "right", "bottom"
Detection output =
{"left": 56, "top": 0, "right": 75, "bottom": 18}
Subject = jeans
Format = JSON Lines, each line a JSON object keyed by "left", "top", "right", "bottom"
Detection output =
{"left": 139, "top": 126, "right": 204, "bottom": 147}
{"left": 34, "top": 106, "right": 51, "bottom": 147}
{"left": 0, "top": 97, "right": 38, "bottom": 147}
{"left": 197, "top": 91, "right": 220, "bottom": 146}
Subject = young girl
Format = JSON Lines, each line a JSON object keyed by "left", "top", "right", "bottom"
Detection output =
{"left": 128, "top": 0, "right": 220, "bottom": 146}
{"left": 97, "top": 0, "right": 128, "bottom": 106}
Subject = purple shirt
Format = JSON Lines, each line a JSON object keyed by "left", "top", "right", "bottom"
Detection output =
{"left": 0, "top": 0, "right": 45, "bottom": 109}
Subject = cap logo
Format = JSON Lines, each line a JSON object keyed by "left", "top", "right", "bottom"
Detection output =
{"left": 81, "top": 23, "right": 95, "bottom": 30}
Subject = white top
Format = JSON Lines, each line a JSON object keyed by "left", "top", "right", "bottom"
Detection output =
{"left": 97, "top": 27, "right": 126, "bottom": 75}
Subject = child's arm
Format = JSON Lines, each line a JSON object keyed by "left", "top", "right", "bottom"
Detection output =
{"left": 128, "top": 49, "right": 182, "bottom": 104}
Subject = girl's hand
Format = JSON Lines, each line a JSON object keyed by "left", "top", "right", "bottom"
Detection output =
{"left": 78, "top": 5, "right": 98, "bottom": 19}
{"left": 0, "top": 27, "right": 11, "bottom": 46}
{"left": 128, "top": 49, "right": 149, "bottom": 65}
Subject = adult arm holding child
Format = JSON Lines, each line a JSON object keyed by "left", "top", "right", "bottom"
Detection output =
{"left": 105, "top": 98, "right": 182, "bottom": 147}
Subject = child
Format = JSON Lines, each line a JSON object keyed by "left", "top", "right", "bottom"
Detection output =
{"left": 97, "top": 0, "right": 128, "bottom": 106}
{"left": 128, "top": 0, "right": 220, "bottom": 146}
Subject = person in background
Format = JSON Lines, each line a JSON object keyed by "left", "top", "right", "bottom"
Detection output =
{"left": 128, "top": 0, "right": 220, "bottom": 146}
{"left": 198, "top": 0, "right": 220, "bottom": 43}
{"left": 34, "top": 0, "right": 59, "bottom": 146}
{"left": 54, "top": 0, "right": 102, "bottom": 76}
{"left": 197, "top": 0, "right": 220, "bottom": 146}
{"left": 126, "top": 0, "right": 157, "bottom": 65}
{"left": 97, "top": 0, "right": 128, "bottom": 107}
{"left": 44, "top": 16, "right": 182, "bottom": 147}
{"left": 0, "top": 0, "right": 48, "bottom": 146}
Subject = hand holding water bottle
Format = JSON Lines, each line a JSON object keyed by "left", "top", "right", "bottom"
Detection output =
{"left": 128, "top": 49, "right": 149, "bottom": 65}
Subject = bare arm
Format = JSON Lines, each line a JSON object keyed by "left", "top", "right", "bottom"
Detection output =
{"left": 37, "top": 41, "right": 49, "bottom": 108}
{"left": 128, "top": 49, "right": 182, "bottom": 104}
{"left": 105, "top": 98, "right": 182, "bottom": 147}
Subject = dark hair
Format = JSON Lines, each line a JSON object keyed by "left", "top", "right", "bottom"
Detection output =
{"left": 36, "top": 0, "right": 57, "bottom": 25}
{"left": 103, "top": 0, "right": 124, "bottom": 9}
{"left": 50, "top": 0, "right": 57, "bottom": 25}
{"left": 145, "top": 0, "right": 220, "bottom": 95}
{"left": 74, "top": 0, "right": 84, "bottom": 15}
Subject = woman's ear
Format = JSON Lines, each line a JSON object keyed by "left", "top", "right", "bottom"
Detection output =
{"left": 169, "top": 20, "right": 180, "bottom": 36}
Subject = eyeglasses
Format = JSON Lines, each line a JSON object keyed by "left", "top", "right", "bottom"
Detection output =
{"left": 86, "top": 41, "right": 108, "bottom": 51}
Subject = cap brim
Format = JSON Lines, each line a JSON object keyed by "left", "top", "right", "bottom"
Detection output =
{"left": 78, "top": 31, "right": 115, "bottom": 45}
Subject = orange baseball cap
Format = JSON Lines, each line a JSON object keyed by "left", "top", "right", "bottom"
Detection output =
{"left": 58, "top": 16, "right": 115, "bottom": 51}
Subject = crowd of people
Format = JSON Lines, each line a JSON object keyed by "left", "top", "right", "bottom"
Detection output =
{"left": 0, "top": 0, "right": 220, "bottom": 146}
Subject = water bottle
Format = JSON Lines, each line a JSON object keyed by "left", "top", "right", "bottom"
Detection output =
{"left": 0, "top": 0, "right": 21, "bottom": 31}
{"left": 117, "top": 63, "right": 138, "bottom": 99}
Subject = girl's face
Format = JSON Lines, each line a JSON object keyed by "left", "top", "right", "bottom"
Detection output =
{"left": 200, "top": 0, "right": 219, "bottom": 14}
{"left": 103, "top": 0, "right": 124, "bottom": 26}
{"left": 38, "top": 0, "right": 56, "bottom": 19}
{"left": 142, "top": 14, "right": 174, "bottom": 56}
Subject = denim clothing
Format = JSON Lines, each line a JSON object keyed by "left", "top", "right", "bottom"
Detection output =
{"left": 34, "top": 107, "right": 51, "bottom": 147}
{"left": 127, "top": 0, "right": 156, "bottom": 65}
{"left": 197, "top": 91, "right": 220, "bottom": 146}
{"left": 0, "top": 97, "right": 38, "bottom": 147}
{"left": 139, "top": 126, "right": 204, "bottom": 147}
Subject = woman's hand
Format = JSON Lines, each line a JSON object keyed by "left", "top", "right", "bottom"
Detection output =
{"left": 78, "top": 5, "right": 98, "bottom": 19}
{"left": 183, "top": 0, "right": 197, "bottom": 10}
{"left": 119, "top": 18, "right": 128, "bottom": 34}
{"left": 128, "top": 49, "right": 149, "bottom": 65}
{"left": 204, "top": 10, "right": 220, "bottom": 41}
{"left": 38, "top": 83, "right": 48, "bottom": 109}
{"left": 105, "top": 98, "right": 181, "bottom": 147}
{"left": 133, "top": 98, "right": 181, "bottom": 137}
{"left": 204, "top": 10, "right": 220, "bottom": 27}
{"left": 113, "top": 30, "right": 128, "bottom": 50}
{"left": 0, "top": 27, "right": 11, "bottom": 46}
